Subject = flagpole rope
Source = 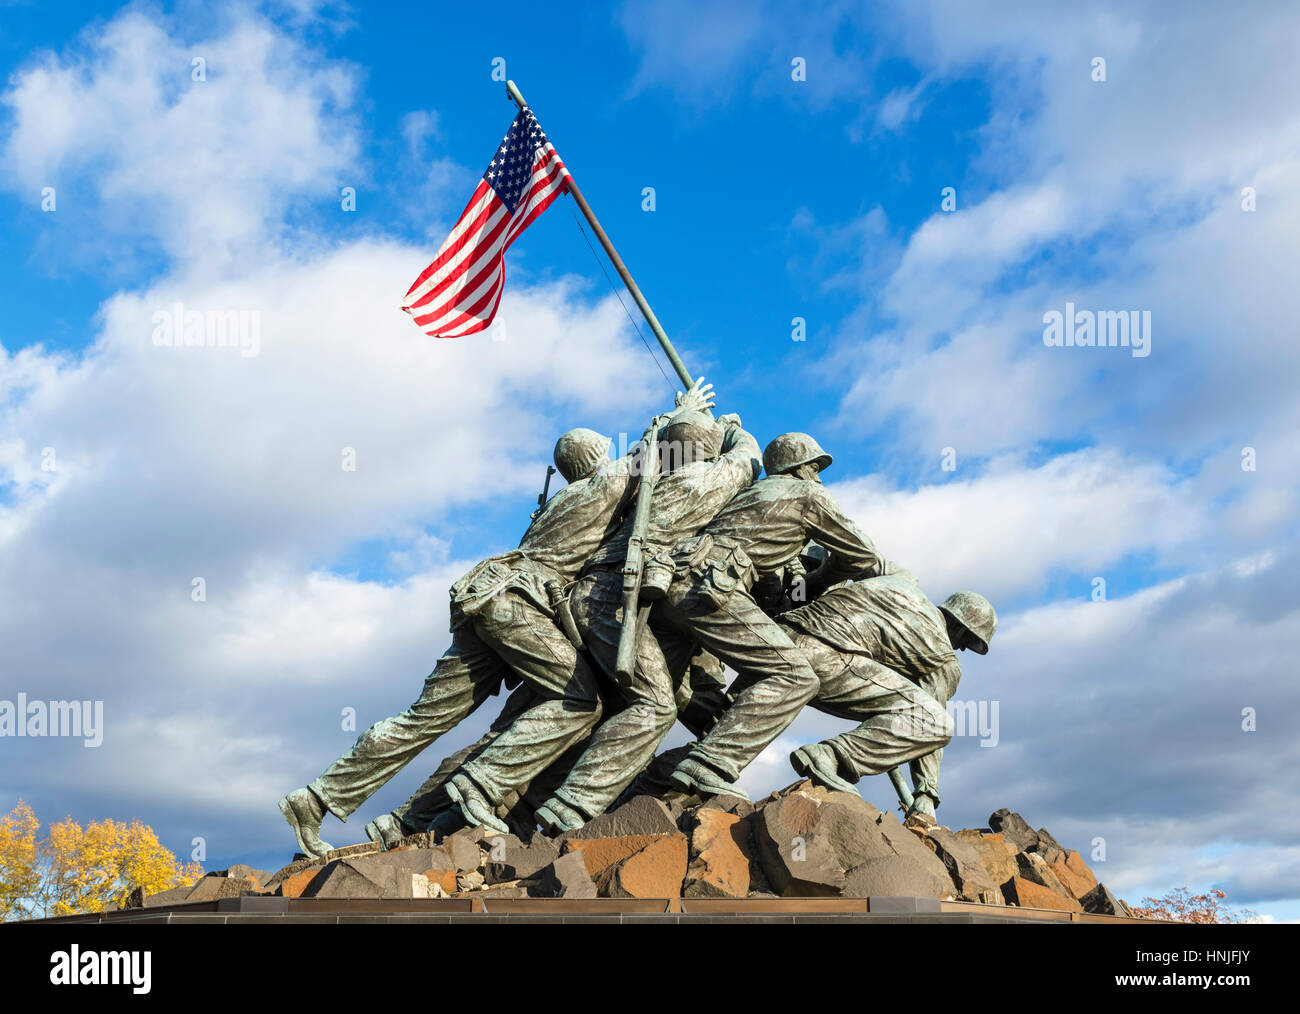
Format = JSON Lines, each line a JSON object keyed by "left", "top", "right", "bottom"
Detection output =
{"left": 565, "top": 199, "right": 677, "bottom": 395}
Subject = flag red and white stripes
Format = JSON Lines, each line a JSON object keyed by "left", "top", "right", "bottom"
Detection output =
{"left": 402, "top": 107, "right": 569, "bottom": 338}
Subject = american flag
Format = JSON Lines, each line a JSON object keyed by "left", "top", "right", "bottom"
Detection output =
{"left": 402, "top": 107, "right": 570, "bottom": 338}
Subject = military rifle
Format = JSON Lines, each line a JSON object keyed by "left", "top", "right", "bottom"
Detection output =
{"left": 530, "top": 465, "right": 556, "bottom": 522}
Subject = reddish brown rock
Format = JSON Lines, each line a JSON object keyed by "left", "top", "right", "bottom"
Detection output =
{"left": 1015, "top": 851, "right": 1072, "bottom": 898}
{"left": 684, "top": 808, "right": 751, "bottom": 899}
{"left": 281, "top": 867, "right": 325, "bottom": 899}
{"left": 601, "top": 834, "right": 688, "bottom": 899}
{"left": 562, "top": 834, "right": 671, "bottom": 880}
{"left": 419, "top": 863, "right": 458, "bottom": 895}
{"left": 1002, "top": 875, "right": 1082, "bottom": 912}
{"left": 1049, "top": 850, "right": 1099, "bottom": 899}
{"left": 955, "top": 831, "right": 1020, "bottom": 887}
{"left": 263, "top": 856, "right": 322, "bottom": 894}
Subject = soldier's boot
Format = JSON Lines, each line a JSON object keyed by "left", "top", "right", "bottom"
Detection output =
{"left": 278, "top": 787, "right": 334, "bottom": 859}
{"left": 670, "top": 758, "right": 750, "bottom": 801}
{"left": 364, "top": 813, "right": 407, "bottom": 850}
{"left": 789, "top": 743, "right": 859, "bottom": 796}
{"left": 905, "top": 791, "right": 937, "bottom": 824}
{"left": 447, "top": 774, "right": 510, "bottom": 835}
{"left": 535, "top": 799, "right": 586, "bottom": 835}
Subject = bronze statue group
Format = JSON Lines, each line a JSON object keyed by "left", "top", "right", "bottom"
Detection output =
{"left": 279, "top": 379, "right": 997, "bottom": 857}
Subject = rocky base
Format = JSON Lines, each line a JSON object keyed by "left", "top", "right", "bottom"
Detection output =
{"left": 128, "top": 782, "right": 1130, "bottom": 916}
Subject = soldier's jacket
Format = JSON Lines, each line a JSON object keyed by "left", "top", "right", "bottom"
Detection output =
{"left": 692, "top": 475, "right": 885, "bottom": 587}
{"left": 450, "top": 451, "right": 642, "bottom": 626}
{"left": 778, "top": 573, "right": 961, "bottom": 706}
{"left": 582, "top": 426, "right": 761, "bottom": 572}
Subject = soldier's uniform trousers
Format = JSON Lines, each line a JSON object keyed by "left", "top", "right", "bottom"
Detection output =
{"left": 548, "top": 565, "right": 696, "bottom": 820}
{"left": 792, "top": 631, "right": 953, "bottom": 799}
{"left": 310, "top": 590, "right": 599, "bottom": 822}
{"left": 657, "top": 572, "right": 820, "bottom": 783}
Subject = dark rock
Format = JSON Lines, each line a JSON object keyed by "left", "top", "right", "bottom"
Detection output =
{"left": 749, "top": 783, "right": 955, "bottom": 898}
{"left": 752, "top": 789, "right": 845, "bottom": 896}
{"left": 912, "top": 825, "right": 1001, "bottom": 902}
{"left": 566, "top": 795, "right": 680, "bottom": 841}
{"left": 484, "top": 836, "right": 560, "bottom": 884}
{"left": 844, "top": 854, "right": 952, "bottom": 899}
{"left": 470, "top": 828, "right": 524, "bottom": 853}
{"left": 818, "top": 794, "right": 896, "bottom": 869}
{"left": 141, "top": 885, "right": 194, "bottom": 908}
{"left": 1030, "top": 827, "right": 1065, "bottom": 863}
{"left": 698, "top": 794, "right": 754, "bottom": 818}
{"left": 1081, "top": 882, "right": 1126, "bottom": 916}
{"left": 303, "top": 859, "right": 380, "bottom": 899}
{"left": 225, "top": 865, "right": 273, "bottom": 890}
{"left": 530, "top": 851, "right": 598, "bottom": 899}
{"left": 323, "top": 841, "right": 382, "bottom": 862}
{"left": 988, "top": 809, "right": 1039, "bottom": 852}
{"left": 186, "top": 873, "right": 258, "bottom": 902}
{"left": 442, "top": 827, "right": 485, "bottom": 872}
{"left": 477, "top": 885, "right": 530, "bottom": 900}
{"left": 307, "top": 848, "right": 457, "bottom": 899}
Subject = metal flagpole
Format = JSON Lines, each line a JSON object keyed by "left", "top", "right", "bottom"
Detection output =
{"left": 505, "top": 80, "right": 694, "bottom": 390}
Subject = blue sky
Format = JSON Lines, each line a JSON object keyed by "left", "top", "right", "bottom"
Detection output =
{"left": 2, "top": 0, "right": 1298, "bottom": 920}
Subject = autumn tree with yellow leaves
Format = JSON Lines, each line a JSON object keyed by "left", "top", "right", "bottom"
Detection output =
{"left": 0, "top": 801, "right": 203, "bottom": 920}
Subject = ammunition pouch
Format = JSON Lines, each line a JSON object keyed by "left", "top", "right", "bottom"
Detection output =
{"left": 639, "top": 550, "right": 676, "bottom": 601}
{"left": 671, "top": 535, "right": 756, "bottom": 612}
{"left": 448, "top": 552, "right": 556, "bottom": 629}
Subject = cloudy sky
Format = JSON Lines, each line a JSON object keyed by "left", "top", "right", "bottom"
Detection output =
{"left": 2, "top": 0, "right": 1296, "bottom": 919}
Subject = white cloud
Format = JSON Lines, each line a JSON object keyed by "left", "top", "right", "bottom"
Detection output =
{"left": 828, "top": 448, "right": 1207, "bottom": 603}
{"left": 1, "top": 9, "right": 360, "bottom": 268}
